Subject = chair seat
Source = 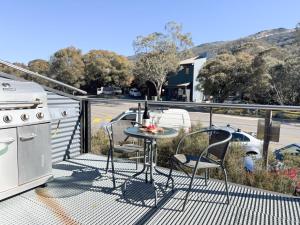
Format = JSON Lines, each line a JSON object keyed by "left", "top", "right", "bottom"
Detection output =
{"left": 114, "top": 143, "right": 144, "bottom": 153}
{"left": 173, "top": 154, "right": 220, "bottom": 169}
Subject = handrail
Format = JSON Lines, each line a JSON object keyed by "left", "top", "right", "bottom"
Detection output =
{"left": 0, "top": 59, "right": 87, "bottom": 95}
{"left": 0, "top": 100, "right": 42, "bottom": 105}
{"left": 0, "top": 100, "right": 42, "bottom": 110}
{"left": 87, "top": 98, "right": 300, "bottom": 111}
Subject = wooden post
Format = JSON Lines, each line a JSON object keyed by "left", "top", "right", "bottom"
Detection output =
{"left": 262, "top": 110, "right": 272, "bottom": 169}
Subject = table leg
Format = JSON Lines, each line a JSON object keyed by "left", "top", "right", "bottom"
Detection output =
{"left": 154, "top": 140, "right": 157, "bottom": 166}
{"left": 149, "top": 140, "right": 153, "bottom": 183}
{"left": 145, "top": 140, "right": 150, "bottom": 183}
{"left": 123, "top": 138, "right": 171, "bottom": 207}
{"left": 150, "top": 140, "right": 159, "bottom": 207}
{"left": 152, "top": 180, "right": 157, "bottom": 207}
{"left": 123, "top": 139, "right": 148, "bottom": 194}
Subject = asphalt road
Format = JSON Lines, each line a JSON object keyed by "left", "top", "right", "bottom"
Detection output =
{"left": 91, "top": 102, "right": 300, "bottom": 150}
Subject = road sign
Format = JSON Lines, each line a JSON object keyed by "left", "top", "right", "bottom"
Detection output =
{"left": 257, "top": 119, "right": 281, "bottom": 142}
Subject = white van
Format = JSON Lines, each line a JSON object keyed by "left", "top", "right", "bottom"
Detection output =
{"left": 97, "top": 86, "right": 122, "bottom": 95}
{"left": 97, "top": 87, "right": 104, "bottom": 95}
{"left": 112, "top": 108, "right": 191, "bottom": 131}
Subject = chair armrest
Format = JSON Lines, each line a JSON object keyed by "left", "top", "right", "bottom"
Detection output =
{"left": 104, "top": 124, "right": 114, "bottom": 149}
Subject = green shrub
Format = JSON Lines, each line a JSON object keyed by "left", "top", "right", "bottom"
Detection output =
{"left": 157, "top": 123, "right": 204, "bottom": 168}
{"left": 91, "top": 128, "right": 110, "bottom": 155}
{"left": 282, "top": 154, "right": 300, "bottom": 168}
{"left": 209, "top": 145, "right": 246, "bottom": 184}
{"left": 209, "top": 145, "right": 295, "bottom": 194}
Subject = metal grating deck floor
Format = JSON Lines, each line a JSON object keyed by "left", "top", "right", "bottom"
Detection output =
{"left": 0, "top": 153, "right": 299, "bottom": 225}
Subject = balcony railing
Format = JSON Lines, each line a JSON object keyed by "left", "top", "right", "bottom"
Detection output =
{"left": 83, "top": 98, "right": 300, "bottom": 167}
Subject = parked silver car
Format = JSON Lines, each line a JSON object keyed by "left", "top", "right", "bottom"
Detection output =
{"left": 212, "top": 124, "right": 262, "bottom": 158}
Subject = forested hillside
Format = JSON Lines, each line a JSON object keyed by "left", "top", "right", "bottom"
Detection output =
{"left": 197, "top": 26, "right": 300, "bottom": 105}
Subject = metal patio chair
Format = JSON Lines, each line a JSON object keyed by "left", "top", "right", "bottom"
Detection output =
{"left": 166, "top": 129, "right": 232, "bottom": 211}
{"left": 105, "top": 120, "right": 144, "bottom": 188}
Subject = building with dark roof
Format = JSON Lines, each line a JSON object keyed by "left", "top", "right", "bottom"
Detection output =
{"left": 165, "top": 56, "right": 206, "bottom": 102}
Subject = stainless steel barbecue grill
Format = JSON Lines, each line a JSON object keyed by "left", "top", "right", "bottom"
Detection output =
{"left": 0, "top": 78, "right": 53, "bottom": 200}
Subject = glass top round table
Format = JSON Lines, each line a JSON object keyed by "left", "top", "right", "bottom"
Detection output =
{"left": 123, "top": 126, "right": 179, "bottom": 207}
{"left": 124, "top": 127, "right": 179, "bottom": 140}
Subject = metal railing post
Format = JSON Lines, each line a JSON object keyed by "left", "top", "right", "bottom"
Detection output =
{"left": 137, "top": 102, "right": 142, "bottom": 146}
{"left": 209, "top": 107, "right": 213, "bottom": 127}
{"left": 80, "top": 99, "right": 86, "bottom": 153}
{"left": 81, "top": 99, "right": 91, "bottom": 153}
{"left": 262, "top": 110, "right": 272, "bottom": 169}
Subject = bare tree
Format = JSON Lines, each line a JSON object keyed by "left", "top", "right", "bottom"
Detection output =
{"left": 133, "top": 22, "right": 193, "bottom": 98}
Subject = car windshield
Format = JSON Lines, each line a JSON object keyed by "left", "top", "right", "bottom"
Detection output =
{"left": 232, "top": 133, "right": 250, "bottom": 142}
{"left": 111, "top": 112, "right": 127, "bottom": 122}
{"left": 104, "top": 87, "right": 113, "bottom": 91}
{"left": 121, "top": 113, "right": 136, "bottom": 121}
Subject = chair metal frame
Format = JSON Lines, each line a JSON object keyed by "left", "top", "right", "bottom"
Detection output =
{"left": 105, "top": 120, "right": 143, "bottom": 188}
{"left": 166, "top": 128, "right": 232, "bottom": 211}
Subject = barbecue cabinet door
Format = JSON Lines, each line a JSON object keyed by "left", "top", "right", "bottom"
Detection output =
{"left": 0, "top": 128, "right": 18, "bottom": 192}
{"left": 18, "top": 123, "right": 52, "bottom": 185}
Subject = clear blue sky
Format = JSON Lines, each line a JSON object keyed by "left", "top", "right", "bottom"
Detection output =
{"left": 0, "top": 0, "right": 299, "bottom": 63}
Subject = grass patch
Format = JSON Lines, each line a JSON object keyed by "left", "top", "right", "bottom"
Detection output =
{"left": 212, "top": 108, "right": 300, "bottom": 121}
{"left": 91, "top": 128, "right": 110, "bottom": 155}
{"left": 213, "top": 108, "right": 260, "bottom": 117}
{"left": 209, "top": 146, "right": 295, "bottom": 194}
{"left": 273, "top": 111, "right": 300, "bottom": 120}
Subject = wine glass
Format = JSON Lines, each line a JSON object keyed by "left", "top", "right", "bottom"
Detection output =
{"left": 151, "top": 115, "right": 155, "bottom": 126}
{"left": 155, "top": 114, "right": 162, "bottom": 127}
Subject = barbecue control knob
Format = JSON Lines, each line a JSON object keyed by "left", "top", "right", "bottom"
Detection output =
{"left": 61, "top": 111, "right": 68, "bottom": 117}
{"left": 21, "top": 114, "right": 30, "bottom": 121}
{"left": 36, "top": 112, "right": 44, "bottom": 119}
{"left": 3, "top": 115, "right": 12, "bottom": 123}
{"left": 2, "top": 83, "right": 11, "bottom": 88}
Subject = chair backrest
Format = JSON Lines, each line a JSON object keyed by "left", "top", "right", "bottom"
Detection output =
{"left": 207, "top": 129, "right": 232, "bottom": 161}
{"left": 176, "top": 128, "right": 231, "bottom": 164}
{"left": 107, "top": 120, "right": 133, "bottom": 146}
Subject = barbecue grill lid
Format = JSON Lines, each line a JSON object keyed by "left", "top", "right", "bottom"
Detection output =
{"left": 0, "top": 79, "right": 47, "bottom": 109}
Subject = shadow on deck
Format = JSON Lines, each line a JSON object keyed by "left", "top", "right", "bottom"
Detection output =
{"left": 0, "top": 153, "right": 299, "bottom": 225}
